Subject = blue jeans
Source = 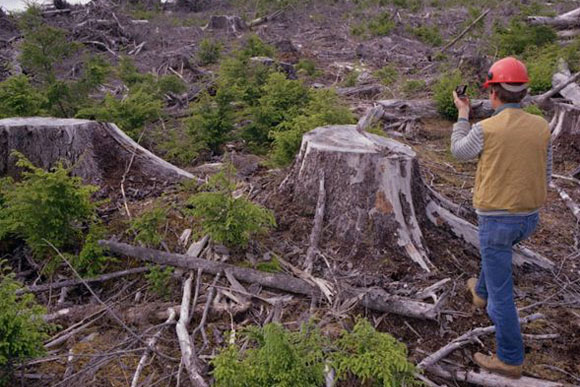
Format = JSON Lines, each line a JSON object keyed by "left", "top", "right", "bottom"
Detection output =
{"left": 475, "top": 213, "right": 539, "bottom": 366}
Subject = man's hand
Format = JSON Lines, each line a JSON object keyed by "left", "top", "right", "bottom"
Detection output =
{"left": 453, "top": 90, "right": 470, "bottom": 120}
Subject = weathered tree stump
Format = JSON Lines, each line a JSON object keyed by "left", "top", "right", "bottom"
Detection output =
{"left": 550, "top": 103, "right": 580, "bottom": 142}
{"left": 0, "top": 117, "right": 195, "bottom": 191}
{"left": 204, "top": 15, "right": 247, "bottom": 33}
{"left": 281, "top": 125, "right": 434, "bottom": 271}
{"left": 280, "top": 125, "right": 554, "bottom": 271}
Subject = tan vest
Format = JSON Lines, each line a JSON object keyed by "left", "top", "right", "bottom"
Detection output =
{"left": 473, "top": 108, "right": 550, "bottom": 212}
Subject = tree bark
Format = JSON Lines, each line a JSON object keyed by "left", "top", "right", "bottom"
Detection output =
{"left": 0, "top": 117, "right": 197, "bottom": 190}
{"left": 527, "top": 7, "right": 580, "bottom": 29}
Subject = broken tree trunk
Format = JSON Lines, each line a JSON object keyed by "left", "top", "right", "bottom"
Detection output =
{"left": 551, "top": 60, "right": 580, "bottom": 106}
{"left": 549, "top": 102, "right": 580, "bottom": 142}
{"left": 279, "top": 125, "right": 553, "bottom": 271}
{"left": 528, "top": 7, "right": 580, "bottom": 29}
{"left": 378, "top": 99, "right": 494, "bottom": 120}
{"left": 0, "top": 117, "right": 196, "bottom": 189}
{"left": 99, "top": 240, "right": 440, "bottom": 320}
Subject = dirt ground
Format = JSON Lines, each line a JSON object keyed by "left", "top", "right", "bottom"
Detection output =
{"left": 1, "top": 0, "right": 580, "bottom": 385}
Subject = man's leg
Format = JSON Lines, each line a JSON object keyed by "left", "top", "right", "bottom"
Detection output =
{"left": 479, "top": 217, "right": 524, "bottom": 366}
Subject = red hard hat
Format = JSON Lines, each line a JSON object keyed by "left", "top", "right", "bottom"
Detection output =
{"left": 483, "top": 57, "right": 529, "bottom": 88}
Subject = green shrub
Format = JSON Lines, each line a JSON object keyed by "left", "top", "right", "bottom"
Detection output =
{"left": 198, "top": 38, "right": 222, "bottom": 66}
{"left": 523, "top": 104, "right": 544, "bottom": 117}
{"left": 526, "top": 42, "right": 580, "bottom": 93}
{"left": 186, "top": 89, "right": 234, "bottom": 155}
{"left": 368, "top": 12, "right": 396, "bottom": 36}
{"left": 410, "top": 25, "right": 443, "bottom": 46}
{"left": 77, "top": 89, "right": 162, "bottom": 139}
{"left": 492, "top": 19, "right": 556, "bottom": 57}
{"left": 331, "top": 317, "right": 419, "bottom": 386}
{"left": 244, "top": 72, "right": 310, "bottom": 146}
{"left": 402, "top": 79, "right": 427, "bottom": 95}
{"left": 239, "top": 34, "right": 275, "bottom": 58}
{"left": 366, "top": 124, "right": 387, "bottom": 137}
{"left": 0, "top": 263, "right": 50, "bottom": 375}
{"left": 270, "top": 89, "right": 355, "bottom": 166}
{"left": 0, "top": 75, "right": 46, "bottom": 118}
{"left": 75, "top": 224, "right": 113, "bottom": 277}
{"left": 145, "top": 264, "right": 173, "bottom": 298}
{"left": 212, "top": 322, "right": 326, "bottom": 386}
{"left": 218, "top": 56, "right": 273, "bottom": 106}
{"left": 375, "top": 65, "right": 398, "bottom": 86}
{"left": 342, "top": 70, "right": 360, "bottom": 87}
{"left": 433, "top": 71, "right": 463, "bottom": 120}
{"left": 0, "top": 152, "right": 98, "bottom": 270}
{"left": 212, "top": 318, "right": 419, "bottom": 387}
{"left": 295, "top": 59, "right": 319, "bottom": 77}
{"left": 19, "top": 7, "right": 78, "bottom": 84}
{"left": 129, "top": 207, "right": 167, "bottom": 248}
{"left": 187, "top": 166, "right": 275, "bottom": 248}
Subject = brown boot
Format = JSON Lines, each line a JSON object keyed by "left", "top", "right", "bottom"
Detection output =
{"left": 473, "top": 352, "right": 523, "bottom": 378}
{"left": 467, "top": 278, "right": 487, "bottom": 308}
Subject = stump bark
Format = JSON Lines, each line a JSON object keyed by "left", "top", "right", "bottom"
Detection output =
{"left": 0, "top": 117, "right": 195, "bottom": 191}
{"left": 280, "top": 125, "right": 554, "bottom": 271}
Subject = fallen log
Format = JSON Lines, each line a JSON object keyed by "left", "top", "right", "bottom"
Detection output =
{"left": 527, "top": 7, "right": 580, "bottom": 29}
{"left": 99, "top": 240, "right": 440, "bottom": 320}
{"left": 425, "top": 364, "right": 564, "bottom": 387}
{"left": 377, "top": 99, "right": 494, "bottom": 120}
{"left": 0, "top": 118, "right": 198, "bottom": 190}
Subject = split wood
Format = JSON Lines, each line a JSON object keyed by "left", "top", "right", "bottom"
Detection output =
{"left": 425, "top": 364, "right": 565, "bottom": 387}
{"left": 304, "top": 174, "right": 326, "bottom": 273}
{"left": 550, "top": 182, "right": 580, "bottom": 223}
{"left": 99, "top": 240, "right": 440, "bottom": 320}
{"left": 176, "top": 273, "right": 208, "bottom": 387}
{"left": 131, "top": 308, "right": 176, "bottom": 387}
{"left": 418, "top": 312, "right": 543, "bottom": 369}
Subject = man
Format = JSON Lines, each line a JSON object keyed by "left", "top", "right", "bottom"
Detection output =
{"left": 450, "top": 57, "right": 552, "bottom": 378}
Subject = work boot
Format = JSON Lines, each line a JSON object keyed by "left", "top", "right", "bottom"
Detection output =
{"left": 467, "top": 278, "right": 487, "bottom": 308}
{"left": 473, "top": 352, "right": 522, "bottom": 378}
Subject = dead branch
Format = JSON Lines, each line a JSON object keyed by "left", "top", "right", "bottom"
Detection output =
{"left": 550, "top": 182, "right": 580, "bottom": 223}
{"left": 19, "top": 267, "right": 150, "bottom": 295}
{"left": 418, "top": 313, "right": 544, "bottom": 369}
{"left": 131, "top": 308, "right": 176, "bottom": 387}
{"left": 176, "top": 273, "right": 208, "bottom": 387}
{"left": 192, "top": 273, "right": 221, "bottom": 350}
{"left": 425, "top": 364, "right": 565, "bottom": 387}
{"left": 100, "top": 241, "right": 439, "bottom": 320}
{"left": 304, "top": 175, "right": 326, "bottom": 273}
{"left": 534, "top": 70, "right": 580, "bottom": 108}
{"left": 45, "top": 240, "right": 176, "bottom": 362}
{"left": 439, "top": 9, "right": 490, "bottom": 53}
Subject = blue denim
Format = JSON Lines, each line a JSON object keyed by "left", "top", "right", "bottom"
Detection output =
{"left": 475, "top": 213, "right": 539, "bottom": 366}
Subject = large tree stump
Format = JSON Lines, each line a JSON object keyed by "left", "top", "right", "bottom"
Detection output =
{"left": 280, "top": 125, "right": 554, "bottom": 271}
{"left": 0, "top": 117, "right": 195, "bottom": 192}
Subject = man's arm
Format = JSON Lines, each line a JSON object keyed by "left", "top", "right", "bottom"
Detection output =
{"left": 451, "top": 121, "right": 484, "bottom": 160}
